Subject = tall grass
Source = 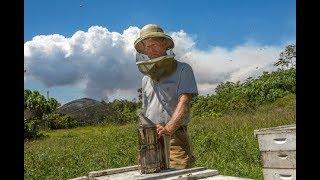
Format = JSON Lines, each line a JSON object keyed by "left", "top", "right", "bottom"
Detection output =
{"left": 190, "top": 94, "right": 295, "bottom": 179}
{"left": 24, "top": 95, "right": 295, "bottom": 180}
{"left": 24, "top": 124, "right": 139, "bottom": 179}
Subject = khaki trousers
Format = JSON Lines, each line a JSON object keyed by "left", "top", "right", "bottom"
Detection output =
{"left": 169, "top": 126, "right": 195, "bottom": 169}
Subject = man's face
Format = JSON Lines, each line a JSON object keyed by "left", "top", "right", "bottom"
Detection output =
{"left": 142, "top": 37, "right": 167, "bottom": 59}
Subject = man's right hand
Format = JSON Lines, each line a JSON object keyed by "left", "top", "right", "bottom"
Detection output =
{"left": 156, "top": 124, "right": 171, "bottom": 138}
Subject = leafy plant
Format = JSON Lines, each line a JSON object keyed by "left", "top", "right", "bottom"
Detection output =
{"left": 24, "top": 89, "right": 60, "bottom": 119}
{"left": 103, "top": 99, "right": 141, "bottom": 124}
{"left": 44, "top": 113, "right": 78, "bottom": 129}
{"left": 24, "top": 118, "right": 46, "bottom": 140}
{"left": 24, "top": 89, "right": 60, "bottom": 139}
{"left": 274, "top": 44, "right": 296, "bottom": 69}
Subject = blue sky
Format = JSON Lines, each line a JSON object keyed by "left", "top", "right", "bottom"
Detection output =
{"left": 24, "top": 0, "right": 296, "bottom": 104}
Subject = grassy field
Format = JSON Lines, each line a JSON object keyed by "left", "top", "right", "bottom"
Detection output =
{"left": 24, "top": 95, "right": 295, "bottom": 180}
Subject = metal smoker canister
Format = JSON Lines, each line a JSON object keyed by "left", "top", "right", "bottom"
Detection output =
{"left": 137, "top": 112, "right": 170, "bottom": 174}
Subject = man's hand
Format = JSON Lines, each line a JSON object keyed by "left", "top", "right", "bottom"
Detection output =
{"left": 156, "top": 124, "right": 172, "bottom": 138}
{"left": 156, "top": 94, "right": 192, "bottom": 138}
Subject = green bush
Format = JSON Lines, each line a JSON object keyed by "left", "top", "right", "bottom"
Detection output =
{"left": 103, "top": 99, "right": 140, "bottom": 124}
{"left": 24, "top": 89, "right": 60, "bottom": 119}
{"left": 273, "top": 93, "right": 296, "bottom": 107}
{"left": 24, "top": 89, "right": 61, "bottom": 138}
{"left": 191, "top": 68, "right": 296, "bottom": 117}
{"left": 45, "top": 114, "right": 78, "bottom": 129}
{"left": 24, "top": 118, "right": 45, "bottom": 140}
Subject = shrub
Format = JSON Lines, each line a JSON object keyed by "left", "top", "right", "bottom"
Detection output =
{"left": 24, "top": 118, "right": 45, "bottom": 140}
{"left": 103, "top": 100, "right": 140, "bottom": 124}
{"left": 24, "top": 89, "right": 60, "bottom": 119}
{"left": 45, "top": 113, "right": 78, "bottom": 129}
{"left": 273, "top": 93, "right": 296, "bottom": 107}
{"left": 24, "top": 89, "right": 61, "bottom": 138}
{"left": 191, "top": 68, "right": 296, "bottom": 118}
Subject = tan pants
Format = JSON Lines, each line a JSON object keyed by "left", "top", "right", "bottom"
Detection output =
{"left": 169, "top": 126, "right": 195, "bottom": 169}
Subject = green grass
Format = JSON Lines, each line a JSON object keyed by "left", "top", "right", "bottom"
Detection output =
{"left": 24, "top": 124, "right": 139, "bottom": 179}
{"left": 24, "top": 95, "right": 295, "bottom": 180}
{"left": 189, "top": 94, "right": 296, "bottom": 179}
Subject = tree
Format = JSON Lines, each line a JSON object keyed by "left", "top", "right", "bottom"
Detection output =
{"left": 24, "top": 89, "right": 60, "bottom": 139}
{"left": 24, "top": 89, "right": 59, "bottom": 119}
{"left": 274, "top": 44, "right": 296, "bottom": 69}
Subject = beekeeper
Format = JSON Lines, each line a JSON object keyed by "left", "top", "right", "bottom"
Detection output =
{"left": 134, "top": 24, "right": 198, "bottom": 169}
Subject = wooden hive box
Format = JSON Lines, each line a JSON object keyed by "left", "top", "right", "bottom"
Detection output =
{"left": 254, "top": 124, "right": 296, "bottom": 180}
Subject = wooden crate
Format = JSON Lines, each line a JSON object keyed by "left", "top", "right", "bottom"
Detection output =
{"left": 254, "top": 124, "right": 296, "bottom": 180}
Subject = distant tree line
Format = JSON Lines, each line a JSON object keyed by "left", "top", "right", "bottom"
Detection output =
{"left": 191, "top": 44, "right": 296, "bottom": 117}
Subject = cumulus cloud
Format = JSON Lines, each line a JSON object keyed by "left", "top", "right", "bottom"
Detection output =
{"left": 25, "top": 26, "right": 142, "bottom": 100}
{"left": 24, "top": 25, "right": 290, "bottom": 100}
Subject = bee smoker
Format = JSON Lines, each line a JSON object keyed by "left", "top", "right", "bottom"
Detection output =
{"left": 137, "top": 112, "right": 170, "bottom": 174}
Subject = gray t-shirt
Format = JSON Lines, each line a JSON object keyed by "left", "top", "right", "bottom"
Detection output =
{"left": 141, "top": 60, "right": 198, "bottom": 126}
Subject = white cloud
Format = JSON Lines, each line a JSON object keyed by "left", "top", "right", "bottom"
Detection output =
{"left": 24, "top": 25, "right": 291, "bottom": 100}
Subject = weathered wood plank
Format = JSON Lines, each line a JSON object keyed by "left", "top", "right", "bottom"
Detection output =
{"left": 137, "top": 167, "right": 207, "bottom": 180}
{"left": 205, "top": 175, "right": 253, "bottom": 180}
{"left": 88, "top": 165, "right": 139, "bottom": 179}
{"left": 93, "top": 169, "right": 141, "bottom": 180}
{"left": 169, "top": 169, "right": 219, "bottom": 180}
{"left": 93, "top": 167, "right": 207, "bottom": 180}
{"left": 69, "top": 176, "right": 88, "bottom": 180}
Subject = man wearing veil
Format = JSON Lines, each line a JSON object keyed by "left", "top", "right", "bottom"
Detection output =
{"left": 134, "top": 24, "right": 198, "bottom": 169}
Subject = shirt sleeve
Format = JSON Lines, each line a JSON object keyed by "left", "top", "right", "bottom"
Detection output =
{"left": 177, "top": 63, "right": 198, "bottom": 97}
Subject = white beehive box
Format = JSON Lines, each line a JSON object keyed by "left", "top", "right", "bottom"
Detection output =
{"left": 70, "top": 165, "right": 253, "bottom": 180}
{"left": 254, "top": 124, "right": 296, "bottom": 180}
